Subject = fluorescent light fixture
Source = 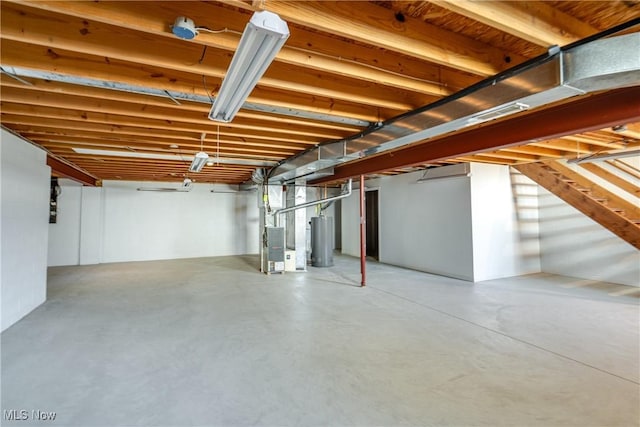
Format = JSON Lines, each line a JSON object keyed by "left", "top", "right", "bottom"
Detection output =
{"left": 71, "top": 148, "right": 277, "bottom": 167}
{"left": 467, "top": 102, "right": 530, "bottom": 125}
{"left": 137, "top": 187, "right": 191, "bottom": 192}
{"left": 209, "top": 11, "right": 289, "bottom": 123}
{"left": 567, "top": 148, "right": 640, "bottom": 164}
{"left": 416, "top": 163, "right": 471, "bottom": 183}
{"left": 137, "top": 178, "right": 193, "bottom": 192}
{"left": 189, "top": 151, "right": 209, "bottom": 172}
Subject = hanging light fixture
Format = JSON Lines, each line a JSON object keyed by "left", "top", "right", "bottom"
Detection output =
{"left": 189, "top": 133, "right": 209, "bottom": 172}
{"left": 208, "top": 11, "right": 289, "bottom": 123}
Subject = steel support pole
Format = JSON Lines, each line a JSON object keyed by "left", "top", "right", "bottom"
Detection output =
{"left": 359, "top": 174, "right": 366, "bottom": 287}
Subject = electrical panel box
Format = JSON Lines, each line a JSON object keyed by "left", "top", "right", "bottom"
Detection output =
{"left": 262, "top": 227, "right": 285, "bottom": 274}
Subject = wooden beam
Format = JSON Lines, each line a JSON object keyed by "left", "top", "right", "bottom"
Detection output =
{"left": 543, "top": 160, "right": 639, "bottom": 218}
{"left": 530, "top": 139, "right": 599, "bottom": 154}
{"left": 477, "top": 151, "right": 539, "bottom": 162}
{"left": 579, "top": 163, "right": 640, "bottom": 198}
{"left": 15, "top": 0, "right": 460, "bottom": 96}
{"left": 35, "top": 139, "right": 295, "bottom": 158}
{"left": 431, "top": 0, "right": 596, "bottom": 47}
{"left": 0, "top": 39, "right": 393, "bottom": 123}
{"left": 21, "top": 132, "right": 307, "bottom": 153}
{"left": 312, "top": 88, "right": 640, "bottom": 183}
{"left": 562, "top": 135, "right": 626, "bottom": 150}
{"left": 0, "top": 92, "right": 347, "bottom": 140}
{"left": 46, "top": 155, "right": 98, "bottom": 186}
{"left": 0, "top": 76, "right": 363, "bottom": 133}
{"left": 501, "top": 145, "right": 564, "bottom": 158}
{"left": 0, "top": 3, "right": 428, "bottom": 111}
{"left": 1, "top": 114, "right": 327, "bottom": 146}
{"left": 255, "top": 0, "right": 523, "bottom": 76}
{"left": 608, "top": 160, "right": 640, "bottom": 180}
{"left": 515, "top": 162, "right": 640, "bottom": 249}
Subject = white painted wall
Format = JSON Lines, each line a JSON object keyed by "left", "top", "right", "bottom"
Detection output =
{"left": 79, "top": 186, "right": 104, "bottom": 265}
{"left": 342, "top": 170, "right": 475, "bottom": 281}
{"left": 1, "top": 130, "right": 50, "bottom": 331}
{"left": 470, "top": 163, "right": 541, "bottom": 282}
{"left": 341, "top": 164, "right": 542, "bottom": 282}
{"left": 379, "top": 171, "right": 475, "bottom": 280}
{"left": 48, "top": 180, "right": 260, "bottom": 265}
{"left": 535, "top": 158, "right": 640, "bottom": 286}
{"left": 102, "top": 181, "right": 258, "bottom": 262}
{"left": 538, "top": 187, "right": 640, "bottom": 286}
{"left": 341, "top": 188, "right": 361, "bottom": 259}
{"left": 48, "top": 179, "right": 82, "bottom": 267}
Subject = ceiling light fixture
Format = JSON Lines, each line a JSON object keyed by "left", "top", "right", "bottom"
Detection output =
{"left": 172, "top": 16, "right": 198, "bottom": 40}
{"left": 209, "top": 11, "right": 289, "bottom": 123}
{"left": 189, "top": 152, "right": 209, "bottom": 172}
{"left": 189, "top": 133, "right": 209, "bottom": 172}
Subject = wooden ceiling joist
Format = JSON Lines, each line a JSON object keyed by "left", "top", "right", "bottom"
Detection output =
{"left": 249, "top": 0, "right": 524, "bottom": 76}
{"left": 47, "top": 155, "right": 98, "bottom": 186}
{"left": 431, "top": 0, "right": 596, "bottom": 47}
{"left": 0, "top": 78, "right": 364, "bottom": 134}
{"left": 0, "top": 39, "right": 387, "bottom": 123}
{"left": 1, "top": 3, "right": 431, "bottom": 111}
{"left": 14, "top": 0, "right": 464, "bottom": 96}
{"left": 2, "top": 1, "right": 637, "bottom": 184}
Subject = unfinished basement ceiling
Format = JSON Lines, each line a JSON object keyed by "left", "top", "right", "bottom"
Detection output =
{"left": 1, "top": 1, "right": 639, "bottom": 185}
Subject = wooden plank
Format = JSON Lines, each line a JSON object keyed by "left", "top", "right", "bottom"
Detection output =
{"left": 543, "top": 161, "right": 640, "bottom": 218}
{"left": 432, "top": 0, "right": 595, "bottom": 47}
{"left": 607, "top": 160, "right": 640, "bottom": 180}
{"left": 15, "top": 0, "right": 464, "bottom": 96}
{"left": 579, "top": 163, "right": 640, "bottom": 198}
{"left": 256, "top": 0, "right": 524, "bottom": 76}
{"left": 23, "top": 132, "right": 307, "bottom": 153}
{"left": 562, "top": 135, "right": 626, "bottom": 150}
{"left": 1, "top": 113, "right": 328, "bottom": 146}
{"left": 0, "top": 91, "right": 348, "bottom": 140}
{"left": 501, "top": 145, "right": 564, "bottom": 158}
{"left": 476, "top": 151, "right": 539, "bottom": 162}
{"left": 0, "top": 39, "right": 393, "bottom": 123}
{"left": 0, "top": 76, "right": 363, "bottom": 133}
{"left": 515, "top": 162, "right": 640, "bottom": 249}
{"left": 46, "top": 155, "right": 98, "bottom": 186}
{"left": 0, "top": 3, "right": 425, "bottom": 111}
{"left": 529, "top": 139, "right": 599, "bottom": 154}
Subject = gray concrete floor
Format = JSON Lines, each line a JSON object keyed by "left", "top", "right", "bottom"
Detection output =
{"left": 2, "top": 255, "right": 639, "bottom": 426}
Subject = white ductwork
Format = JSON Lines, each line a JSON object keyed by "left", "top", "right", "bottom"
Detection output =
{"left": 268, "top": 30, "right": 640, "bottom": 183}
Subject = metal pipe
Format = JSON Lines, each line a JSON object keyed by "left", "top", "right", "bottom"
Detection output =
{"left": 359, "top": 175, "right": 366, "bottom": 287}
{"left": 272, "top": 179, "right": 352, "bottom": 224}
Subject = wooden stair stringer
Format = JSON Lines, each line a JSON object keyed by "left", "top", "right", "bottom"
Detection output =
{"left": 514, "top": 162, "right": 640, "bottom": 250}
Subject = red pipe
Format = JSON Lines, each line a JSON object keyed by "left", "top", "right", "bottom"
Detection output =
{"left": 359, "top": 174, "right": 366, "bottom": 287}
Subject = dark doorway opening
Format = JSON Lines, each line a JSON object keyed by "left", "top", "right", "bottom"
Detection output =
{"left": 365, "top": 190, "right": 379, "bottom": 259}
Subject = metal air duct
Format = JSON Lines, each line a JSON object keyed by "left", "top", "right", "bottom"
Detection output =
{"left": 268, "top": 28, "right": 640, "bottom": 183}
